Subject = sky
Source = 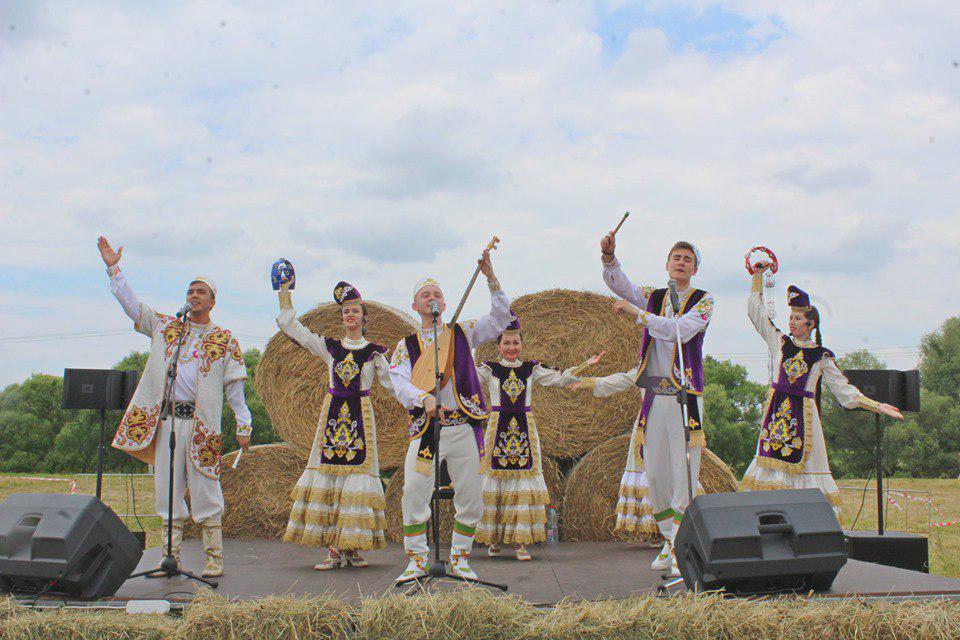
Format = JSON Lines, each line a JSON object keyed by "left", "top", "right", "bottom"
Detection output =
{"left": 1, "top": 1, "right": 958, "bottom": 388}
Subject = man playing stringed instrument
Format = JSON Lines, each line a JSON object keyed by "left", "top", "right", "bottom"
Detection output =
{"left": 389, "top": 239, "right": 512, "bottom": 582}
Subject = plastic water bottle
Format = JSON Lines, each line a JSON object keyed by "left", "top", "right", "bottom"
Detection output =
{"left": 545, "top": 506, "right": 559, "bottom": 546}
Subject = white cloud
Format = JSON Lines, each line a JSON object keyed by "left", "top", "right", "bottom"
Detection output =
{"left": 1, "top": 1, "right": 958, "bottom": 386}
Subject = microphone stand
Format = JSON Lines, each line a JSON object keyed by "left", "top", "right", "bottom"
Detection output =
{"left": 128, "top": 309, "right": 218, "bottom": 588}
{"left": 396, "top": 306, "right": 507, "bottom": 592}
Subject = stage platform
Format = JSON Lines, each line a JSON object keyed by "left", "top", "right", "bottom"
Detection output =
{"left": 88, "top": 539, "right": 960, "bottom": 606}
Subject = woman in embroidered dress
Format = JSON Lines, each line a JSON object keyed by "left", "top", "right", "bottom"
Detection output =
{"left": 276, "top": 276, "right": 395, "bottom": 570}
{"left": 474, "top": 312, "right": 603, "bottom": 561}
{"left": 741, "top": 262, "right": 903, "bottom": 516}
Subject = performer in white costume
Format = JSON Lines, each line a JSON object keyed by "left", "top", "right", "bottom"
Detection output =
{"left": 98, "top": 236, "right": 251, "bottom": 578}
{"left": 740, "top": 262, "right": 903, "bottom": 515}
{"left": 276, "top": 277, "right": 395, "bottom": 570}
{"left": 389, "top": 248, "right": 512, "bottom": 582}
{"left": 474, "top": 312, "right": 601, "bottom": 561}
{"left": 578, "top": 236, "right": 714, "bottom": 578}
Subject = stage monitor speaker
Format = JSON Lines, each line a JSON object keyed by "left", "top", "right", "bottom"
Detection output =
{"left": 842, "top": 369, "right": 921, "bottom": 413}
{"left": 0, "top": 493, "right": 143, "bottom": 600}
{"left": 674, "top": 489, "right": 848, "bottom": 594}
{"left": 61, "top": 369, "right": 139, "bottom": 411}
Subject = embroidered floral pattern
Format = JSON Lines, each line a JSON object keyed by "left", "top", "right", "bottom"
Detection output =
{"left": 191, "top": 419, "right": 222, "bottom": 477}
{"left": 161, "top": 319, "right": 183, "bottom": 357}
{"left": 334, "top": 351, "right": 361, "bottom": 387}
{"left": 323, "top": 402, "right": 364, "bottom": 462}
{"left": 761, "top": 397, "right": 802, "bottom": 457}
{"left": 116, "top": 403, "right": 161, "bottom": 447}
{"left": 500, "top": 369, "right": 526, "bottom": 403}
{"left": 390, "top": 341, "right": 410, "bottom": 367}
{"left": 782, "top": 350, "right": 809, "bottom": 384}
{"left": 695, "top": 298, "right": 714, "bottom": 321}
{"left": 459, "top": 393, "right": 485, "bottom": 416}
{"left": 492, "top": 416, "right": 531, "bottom": 469}
{"left": 229, "top": 338, "right": 244, "bottom": 365}
{"left": 198, "top": 329, "right": 232, "bottom": 375}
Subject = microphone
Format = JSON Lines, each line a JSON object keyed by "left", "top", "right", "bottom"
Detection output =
{"left": 667, "top": 279, "right": 681, "bottom": 315}
{"left": 428, "top": 300, "right": 440, "bottom": 318}
{"left": 175, "top": 302, "right": 194, "bottom": 318}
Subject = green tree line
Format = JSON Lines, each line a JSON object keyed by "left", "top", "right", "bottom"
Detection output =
{"left": 0, "top": 315, "right": 958, "bottom": 478}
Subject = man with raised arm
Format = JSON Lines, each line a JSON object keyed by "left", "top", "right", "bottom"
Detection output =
{"left": 97, "top": 236, "right": 251, "bottom": 578}
{"left": 577, "top": 233, "right": 715, "bottom": 578}
{"left": 389, "top": 249, "right": 512, "bottom": 582}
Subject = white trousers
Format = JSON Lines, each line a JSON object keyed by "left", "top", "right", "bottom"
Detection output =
{"left": 153, "top": 416, "right": 224, "bottom": 526}
{"left": 643, "top": 394, "right": 702, "bottom": 542}
{"left": 401, "top": 424, "right": 483, "bottom": 555}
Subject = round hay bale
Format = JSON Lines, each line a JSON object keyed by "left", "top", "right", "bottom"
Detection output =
{"left": 384, "top": 456, "right": 565, "bottom": 543}
{"left": 561, "top": 435, "right": 739, "bottom": 542}
{"left": 185, "top": 443, "right": 308, "bottom": 539}
{"left": 255, "top": 300, "right": 417, "bottom": 470}
{"left": 475, "top": 289, "right": 644, "bottom": 459}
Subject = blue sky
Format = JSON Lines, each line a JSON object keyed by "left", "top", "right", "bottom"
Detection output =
{"left": 1, "top": 1, "right": 958, "bottom": 388}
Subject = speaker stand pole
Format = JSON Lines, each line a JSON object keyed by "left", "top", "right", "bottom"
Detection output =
{"left": 96, "top": 408, "right": 106, "bottom": 500}
{"left": 128, "top": 315, "right": 218, "bottom": 589}
{"left": 875, "top": 412, "right": 884, "bottom": 536}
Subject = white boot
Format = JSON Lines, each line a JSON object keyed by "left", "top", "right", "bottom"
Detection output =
{"left": 201, "top": 523, "right": 224, "bottom": 578}
{"left": 395, "top": 552, "right": 429, "bottom": 582}
{"left": 651, "top": 541, "right": 673, "bottom": 571}
{"left": 146, "top": 521, "right": 182, "bottom": 578}
{"left": 449, "top": 551, "right": 479, "bottom": 580}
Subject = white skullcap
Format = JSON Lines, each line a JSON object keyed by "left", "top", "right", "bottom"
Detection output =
{"left": 191, "top": 276, "right": 218, "bottom": 298}
{"left": 413, "top": 277, "right": 442, "bottom": 300}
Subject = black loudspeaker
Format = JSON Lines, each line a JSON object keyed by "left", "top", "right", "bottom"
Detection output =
{"left": 674, "top": 489, "right": 848, "bottom": 594}
{"left": 61, "top": 369, "right": 138, "bottom": 411}
{"left": 845, "top": 530, "right": 928, "bottom": 573}
{"left": 842, "top": 369, "right": 921, "bottom": 413}
{"left": 0, "top": 493, "right": 143, "bottom": 600}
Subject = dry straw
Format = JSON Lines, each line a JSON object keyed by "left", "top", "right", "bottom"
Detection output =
{"left": 255, "top": 300, "right": 417, "bottom": 471}
{"left": 475, "top": 289, "right": 645, "bottom": 459}
{"left": 5, "top": 592, "right": 960, "bottom": 640}
{"left": 383, "top": 456, "right": 565, "bottom": 543}
{"left": 184, "top": 443, "right": 308, "bottom": 539}
{"left": 562, "top": 435, "right": 739, "bottom": 542}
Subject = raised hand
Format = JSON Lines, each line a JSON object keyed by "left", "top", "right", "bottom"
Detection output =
{"left": 584, "top": 351, "right": 606, "bottom": 368}
{"left": 752, "top": 260, "right": 773, "bottom": 276}
{"left": 478, "top": 248, "right": 495, "bottom": 280}
{"left": 97, "top": 236, "right": 123, "bottom": 267}
{"left": 878, "top": 403, "right": 904, "bottom": 420}
{"left": 600, "top": 231, "right": 616, "bottom": 262}
{"left": 612, "top": 298, "right": 640, "bottom": 320}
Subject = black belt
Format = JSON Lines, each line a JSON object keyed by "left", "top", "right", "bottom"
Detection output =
{"left": 636, "top": 375, "right": 679, "bottom": 396}
{"left": 163, "top": 401, "right": 195, "bottom": 419}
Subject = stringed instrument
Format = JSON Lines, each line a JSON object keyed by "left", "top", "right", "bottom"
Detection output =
{"left": 410, "top": 236, "right": 501, "bottom": 394}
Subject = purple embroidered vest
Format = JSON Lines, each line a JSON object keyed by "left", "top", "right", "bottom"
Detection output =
{"left": 635, "top": 288, "right": 707, "bottom": 394}
{"left": 484, "top": 361, "right": 536, "bottom": 472}
{"left": 319, "top": 338, "right": 386, "bottom": 469}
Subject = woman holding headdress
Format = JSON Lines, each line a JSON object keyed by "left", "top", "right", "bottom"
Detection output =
{"left": 741, "top": 262, "right": 903, "bottom": 515}
{"left": 276, "top": 275, "right": 394, "bottom": 570}
{"left": 474, "top": 311, "right": 603, "bottom": 561}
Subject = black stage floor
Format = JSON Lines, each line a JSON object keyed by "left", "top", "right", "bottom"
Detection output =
{"left": 101, "top": 540, "right": 960, "bottom": 605}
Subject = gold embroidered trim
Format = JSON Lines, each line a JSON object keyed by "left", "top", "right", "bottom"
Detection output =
{"left": 289, "top": 486, "right": 386, "bottom": 510}
{"left": 282, "top": 527, "right": 387, "bottom": 551}
{"left": 481, "top": 489, "right": 550, "bottom": 507}
{"left": 754, "top": 390, "right": 814, "bottom": 472}
{"left": 741, "top": 476, "right": 842, "bottom": 507}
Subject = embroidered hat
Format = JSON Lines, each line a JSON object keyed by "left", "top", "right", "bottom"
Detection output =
{"left": 413, "top": 277, "right": 441, "bottom": 299}
{"left": 503, "top": 310, "right": 521, "bottom": 334}
{"left": 333, "top": 281, "right": 362, "bottom": 305}
{"left": 787, "top": 285, "right": 811, "bottom": 308}
{"left": 270, "top": 258, "right": 296, "bottom": 291}
{"left": 190, "top": 276, "right": 218, "bottom": 298}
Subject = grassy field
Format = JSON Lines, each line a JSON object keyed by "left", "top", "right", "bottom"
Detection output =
{"left": 1, "top": 473, "right": 958, "bottom": 577}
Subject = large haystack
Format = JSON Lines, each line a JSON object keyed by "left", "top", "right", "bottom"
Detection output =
{"left": 256, "top": 300, "right": 417, "bottom": 470}
{"left": 383, "top": 456, "right": 565, "bottom": 543}
{"left": 185, "top": 443, "right": 308, "bottom": 539}
{"left": 475, "top": 289, "right": 644, "bottom": 460}
{"left": 562, "top": 435, "right": 739, "bottom": 542}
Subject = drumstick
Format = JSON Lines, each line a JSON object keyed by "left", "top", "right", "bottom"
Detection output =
{"left": 612, "top": 211, "right": 630, "bottom": 236}
{"left": 231, "top": 448, "right": 243, "bottom": 469}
